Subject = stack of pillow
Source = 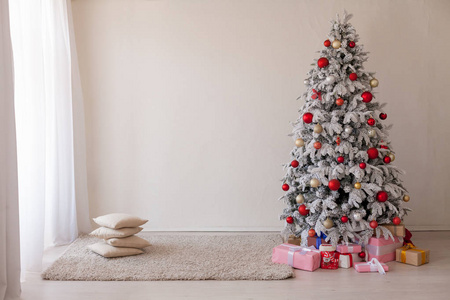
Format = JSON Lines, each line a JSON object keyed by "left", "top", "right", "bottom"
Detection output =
{"left": 88, "top": 213, "right": 150, "bottom": 258}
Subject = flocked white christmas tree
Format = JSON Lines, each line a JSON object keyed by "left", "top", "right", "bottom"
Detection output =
{"left": 280, "top": 12, "right": 411, "bottom": 246}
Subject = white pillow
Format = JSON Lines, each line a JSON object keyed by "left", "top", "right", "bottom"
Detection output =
{"left": 88, "top": 242, "right": 144, "bottom": 258}
{"left": 89, "top": 226, "right": 143, "bottom": 239}
{"left": 93, "top": 213, "right": 148, "bottom": 229}
{"left": 106, "top": 235, "right": 151, "bottom": 249}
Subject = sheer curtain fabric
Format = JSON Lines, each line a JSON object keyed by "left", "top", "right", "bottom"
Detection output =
{"left": 9, "top": 0, "right": 90, "bottom": 273}
{"left": 0, "top": 0, "right": 21, "bottom": 298}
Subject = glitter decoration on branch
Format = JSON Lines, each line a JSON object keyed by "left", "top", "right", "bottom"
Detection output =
{"left": 279, "top": 11, "right": 410, "bottom": 247}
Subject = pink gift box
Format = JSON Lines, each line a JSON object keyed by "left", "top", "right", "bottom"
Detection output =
{"left": 272, "top": 244, "right": 320, "bottom": 272}
{"left": 354, "top": 259, "right": 389, "bottom": 274}
{"left": 366, "top": 236, "right": 403, "bottom": 263}
{"left": 336, "top": 243, "right": 361, "bottom": 254}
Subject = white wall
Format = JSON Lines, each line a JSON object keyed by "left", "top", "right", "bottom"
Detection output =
{"left": 72, "top": 0, "right": 450, "bottom": 231}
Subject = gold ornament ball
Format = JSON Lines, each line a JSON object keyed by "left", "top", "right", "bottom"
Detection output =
{"left": 354, "top": 182, "right": 361, "bottom": 189}
{"left": 389, "top": 153, "right": 396, "bottom": 162}
{"left": 314, "top": 124, "right": 323, "bottom": 134}
{"left": 295, "top": 138, "right": 305, "bottom": 147}
{"left": 323, "top": 218, "right": 334, "bottom": 229}
{"left": 370, "top": 78, "right": 379, "bottom": 87}
{"left": 310, "top": 178, "right": 321, "bottom": 188}
{"left": 368, "top": 129, "right": 377, "bottom": 138}
{"left": 332, "top": 39, "right": 341, "bottom": 49}
{"left": 403, "top": 195, "right": 410, "bottom": 202}
{"left": 296, "top": 194, "right": 305, "bottom": 204}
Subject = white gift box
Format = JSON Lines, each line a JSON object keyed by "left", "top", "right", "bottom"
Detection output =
{"left": 338, "top": 253, "right": 363, "bottom": 268}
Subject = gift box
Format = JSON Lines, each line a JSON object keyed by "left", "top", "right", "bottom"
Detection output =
{"left": 395, "top": 243, "right": 430, "bottom": 266}
{"left": 307, "top": 233, "right": 327, "bottom": 249}
{"left": 338, "top": 253, "right": 353, "bottom": 268}
{"left": 354, "top": 258, "right": 388, "bottom": 274}
{"left": 272, "top": 244, "right": 320, "bottom": 272}
{"left": 366, "top": 236, "right": 403, "bottom": 263}
{"left": 379, "top": 224, "right": 405, "bottom": 237}
{"left": 319, "top": 244, "right": 339, "bottom": 269}
{"left": 336, "top": 243, "right": 362, "bottom": 254}
{"left": 337, "top": 252, "right": 363, "bottom": 268}
{"left": 287, "top": 235, "right": 301, "bottom": 246}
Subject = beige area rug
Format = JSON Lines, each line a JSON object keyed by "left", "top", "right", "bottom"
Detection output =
{"left": 41, "top": 232, "right": 293, "bottom": 281}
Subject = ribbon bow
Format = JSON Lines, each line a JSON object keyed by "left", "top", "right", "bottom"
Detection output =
{"left": 366, "top": 258, "right": 386, "bottom": 275}
{"left": 403, "top": 243, "right": 415, "bottom": 250}
{"left": 403, "top": 229, "right": 414, "bottom": 246}
{"left": 311, "top": 89, "right": 322, "bottom": 100}
{"left": 314, "top": 233, "right": 327, "bottom": 249}
{"left": 400, "top": 242, "right": 426, "bottom": 265}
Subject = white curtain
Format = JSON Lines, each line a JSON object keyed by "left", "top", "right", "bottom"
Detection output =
{"left": 0, "top": 0, "right": 21, "bottom": 298}
{"left": 9, "top": 0, "right": 91, "bottom": 273}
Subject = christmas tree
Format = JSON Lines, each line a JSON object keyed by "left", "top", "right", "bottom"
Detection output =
{"left": 280, "top": 12, "right": 411, "bottom": 246}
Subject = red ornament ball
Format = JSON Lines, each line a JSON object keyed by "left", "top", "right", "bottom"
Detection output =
{"left": 367, "top": 118, "right": 375, "bottom": 126}
{"left": 303, "top": 112, "right": 313, "bottom": 124}
{"left": 282, "top": 184, "right": 289, "bottom": 191}
{"left": 286, "top": 216, "right": 294, "bottom": 224}
{"left": 377, "top": 191, "right": 388, "bottom": 202}
{"left": 358, "top": 252, "right": 366, "bottom": 259}
{"left": 337, "top": 156, "right": 344, "bottom": 163}
{"left": 393, "top": 216, "right": 401, "bottom": 225}
{"left": 349, "top": 73, "right": 358, "bottom": 81}
{"left": 367, "top": 147, "right": 379, "bottom": 159}
{"left": 383, "top": 156, "right": 391, "bottom": 164}
{"left": 324, "top": 40, "right": 331, "bottom": 47}
{"left": 359, "top": 162, "right": 367, "bottom": 169}
{"left": 313, "top": 141, "right": 322, "bottom": 149}
{"left": 348, "top": 41, "right": 355, "bottom": 48}
{"left": 308, "top": 229, "right": 316, "bottom": 237}
{"left": 361, "top": 91, "right": 373, "bottom": 103}
{"left": 328, "top": 179, "right": 341, "bottom": 191}
{"left": 370, "top": 220, "right": 378, "bottom": 229}
{"left": 317, "top": 57, "right": 329, "bottom": 68}
{"left": 291, "top": 160, "right": 299, "bottom": 168}
{"left": 298, "top": 204, "right": 310, "bottom": 216}
{"left": 341, "top": 215, "right": 349, "bottom": 223}
{"left": 380, "top": 145, "right": 389, "bottom": 149}
{"left": 379, "top": 113, "right": 387, "bottom": 120}
{"left": 336, "top": 98, "right": 344, "bottom": 106}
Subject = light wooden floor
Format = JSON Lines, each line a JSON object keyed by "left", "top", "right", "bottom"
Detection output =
{"left": 21, "top": 231, "right": 450, "bottom": 300}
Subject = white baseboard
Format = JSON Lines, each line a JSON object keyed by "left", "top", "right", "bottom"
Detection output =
{"left": 406, "top": 225, "right": 450, "bottom": 231}
{"left": 142, "top": 225, "right": 450, "bottom": 232}
{"left": 142, "top": 227, "right": 282, "bottom": 232}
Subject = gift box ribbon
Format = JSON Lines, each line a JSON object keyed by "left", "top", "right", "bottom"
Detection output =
{"left": 314, "top": 233, "right": 327, "bottom": 249}
{"left": 281, "top": 245, "right": 319, "bottom": 267}
{"left": 400, "top": 243, "right": 426, "bottom": 265}
{"left": 339, "top": 253, "right": 352, "bottom": 267}
{"left": 344, "top": 245, "right": 357, "bottom": 253}
{"left": 403, "top": 229, "right": 414, "bottom": 246}
{"left": 360, "top": 258, "right": 386, "bottom": 275}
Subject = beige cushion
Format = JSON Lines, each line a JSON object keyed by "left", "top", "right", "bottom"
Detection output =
{"left": 106, "top": 235, "right": 151, "bottom": 249}
{"left": 93, "top": 213, "right": 148, "bottom": 229}
{"left": 89, "top": 226, "right": 143, "bottom": 239}
{"left": 88, "top": 242, "right": 144, "bottom": 258}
